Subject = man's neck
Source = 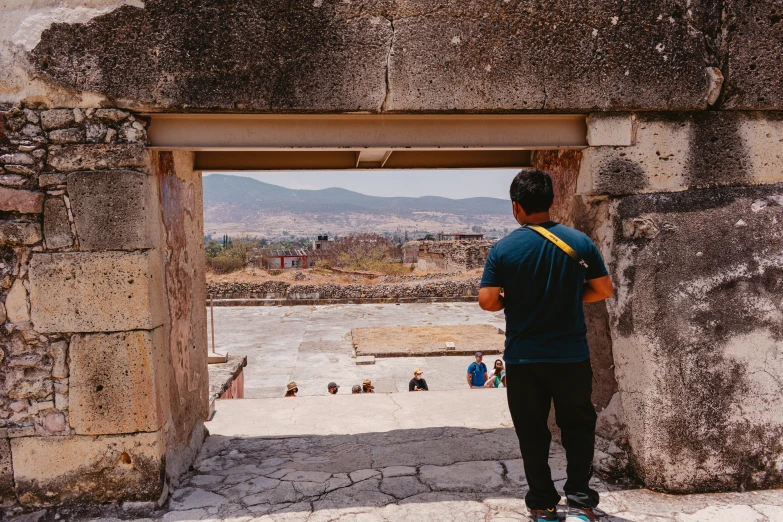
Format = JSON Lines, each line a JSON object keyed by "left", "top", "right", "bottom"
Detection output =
{"left": 519, "top": 211, "right": 551, "bottom": 226}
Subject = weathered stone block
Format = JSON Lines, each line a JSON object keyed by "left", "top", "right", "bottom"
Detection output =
{"left": 0, "top": 153, "right": 35, "bottom": 166}
{"left": 579, "top": 113, "right": 783, "bottom": 196}
{"left": 38, "top": 172, "right": 66, "bottom": 188}
{"left": 40, "top": 109, "right": 76, "bottom": 130}
{"left": 607, "top": 183, "right": 783, "bottom": 492}
{"left": 723, "top": 0, "right": 783, "bottom": 109}
{"left": 67, "top": 170, "right": 153, "bottom": 250}
{"left": 48, "top": 127, "right": 86, "bottom": 144}
{"left": 0, "top": 439, "right": 13, "bottom": 506}
{"left": 5, "top": 278, "right": 29, "bottom": 324}
{"left": 50, "top": 340, "right": 68, "bottom": 379}
{"left": 0, "top": 187, "right": 43, "bottom": 214}
{"left": 11, "top": 430, "right": 166, "bottom": 506}
{"left": 94, "top": 109, "right": 129, "bottom": 122}
{"left": 25, "top": 1, "right": 716, "bottom": 112}
{"left": 0, "top": 221, "right": 42, "bottom": 246}
{"left": 47, "top": 144, "right": 147, "bottom": 172}
{"left": 43, "top": 197, "right": 73, "bottom": 250}
{"left": 29, "top": 251, "right": 164, "bottom": 333}
{"left": 70, "top": 328, "right": 168, "bottom": 435}
{"left": 587, "top": 113, "right": 636, "bottom": 147}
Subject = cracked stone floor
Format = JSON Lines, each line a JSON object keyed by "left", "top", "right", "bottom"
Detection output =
{"left": 55, "top": 390, "right": 783, "bottom": 522}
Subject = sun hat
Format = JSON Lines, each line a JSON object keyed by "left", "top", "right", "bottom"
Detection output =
{"left": 362, "top": 379, "right": 374, "bottom": 390}
{"left": 414, "top": 368, "right": 423, "bottom": 375}
{"left": 286, "top": 381, "right": 298, "bottom": 392}
{"left": 475, "top": 351, "right": 483, "bottom": 357}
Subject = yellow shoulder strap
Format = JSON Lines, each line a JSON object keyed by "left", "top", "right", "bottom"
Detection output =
{"left": 526, "top": 224, "right": 589, "bottom": 269}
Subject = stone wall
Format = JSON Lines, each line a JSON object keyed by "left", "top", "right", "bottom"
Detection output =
{"left": 0, "top": 0, "right": 783, "bottom": 504}
{"left": 0, "top": 108, "right": 208, "bottom": 507}
{"left": 574, "top": 113, "right": 783, "bottom": 492}
{"left": 416, "top": 240, "right": 494, "bottom": 271}
{"left": 207, "top": 279, "right": 481, "bottom": 301}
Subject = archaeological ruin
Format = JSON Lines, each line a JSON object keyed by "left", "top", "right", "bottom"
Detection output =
{"left": 0, "top": 0, "right": 782, "bottom": 512}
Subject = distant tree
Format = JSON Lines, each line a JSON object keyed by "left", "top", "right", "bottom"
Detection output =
{"left": 205, "top": 240, "right": 222, "bottom": 258}
{"left": 471, "top": 225, "right": 484, "bottom": 233}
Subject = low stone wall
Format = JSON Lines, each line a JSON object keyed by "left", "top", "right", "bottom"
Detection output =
{"left": 207, "top": 279, "right": 481, "bottom": 302}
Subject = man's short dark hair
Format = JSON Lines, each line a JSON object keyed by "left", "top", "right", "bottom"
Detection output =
{"left": 509, "top": 169, "right": 554, "bottom": 214}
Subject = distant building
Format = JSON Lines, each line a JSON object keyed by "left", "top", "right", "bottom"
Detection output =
{"left": 437, "top": 232, "right": 485, "bottom": 241}
{"left": 312, "top": 235, "right": 333, "bottom": 252}
{"left": 251, "top": 249, "right": 319, "bottom": 269}
{"left": 402, "top": 244, "right": 419, "bottom": 266}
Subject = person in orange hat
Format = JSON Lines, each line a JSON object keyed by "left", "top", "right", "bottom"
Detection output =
{"left": 409, "top": 368, "right": 429, "bottom": 391}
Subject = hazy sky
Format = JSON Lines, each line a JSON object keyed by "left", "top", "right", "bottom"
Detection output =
{"left": 204, "top": 170, "right": 520, "bottom": 200}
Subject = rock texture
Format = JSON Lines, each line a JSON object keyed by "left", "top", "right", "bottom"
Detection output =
{"left": 606, "top": 185, "right": 783, "bottom": 492}
{"left": 207, "top": 279, "right": 481, "bottom": 301}
{"left": 0, "top": 107, "right": 206, "bottom": 509}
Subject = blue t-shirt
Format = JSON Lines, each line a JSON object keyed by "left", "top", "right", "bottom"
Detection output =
{"left": 467, "top": 361, "right": 488, "bottom": 387}
{"left": 480, "top": 223, "right": 608, "bottom": 364}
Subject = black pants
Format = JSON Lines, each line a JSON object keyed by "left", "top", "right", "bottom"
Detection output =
{"left": 506, "top": 359, "right": 599, "bottom": 510}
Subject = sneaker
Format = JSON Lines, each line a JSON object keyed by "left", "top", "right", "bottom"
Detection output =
{"left": 529, "top": 507, "right": 559, "bottom": 521}
{"left": 564, "top": 506, "right": 599, "bottom": 521}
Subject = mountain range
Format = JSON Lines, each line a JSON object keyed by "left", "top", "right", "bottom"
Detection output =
{"left": 202, "top": 174, "right": 517, "bottom": 237}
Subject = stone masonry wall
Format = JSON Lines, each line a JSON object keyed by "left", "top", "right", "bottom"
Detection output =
{"left": 416, "top": 240, "right": 494, "bottom": 271}
{"left": 207, "top": 279, "right": 481, "bottom": 301}
{"left": 0, "top": 107, "right": 199, "bottom": 507}
{"left": 577, "top": 113, "right": 783, "bottom": 492}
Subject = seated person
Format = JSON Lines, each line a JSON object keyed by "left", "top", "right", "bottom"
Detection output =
{"left": 285, "top": 381, "right": 298, "bottom": 397}
{"left": 409, "top": 368, "right": 429, "bottom": 391}
{"left": 486, "top": 359, "right": 506, "bottom": 388}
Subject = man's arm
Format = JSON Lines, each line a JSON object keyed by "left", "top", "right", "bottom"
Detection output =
{"left": 583, "top": 275, "right": 613, "bottom": 302}
{"left": 466, "top": 373, "right": 473, "bottom": 388}
{"left": 479, "top": 287, "right": 504, "bottom": 311}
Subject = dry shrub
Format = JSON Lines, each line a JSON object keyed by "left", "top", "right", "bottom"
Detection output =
{"left": 207, "top": 242, "right": 253, "bottom": 274}
{"left": 325, "top": 233, "right": 401, "bottom": 271}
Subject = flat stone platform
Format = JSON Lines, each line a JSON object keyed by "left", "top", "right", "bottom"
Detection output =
{"left": 352, "top": 324, "right": 504, "bottom": 357}
{"left": 158, "top": 391, "right": 782, "bottom": 522}
{"left": 37, "top": 390, "right": 783, "bottom": 521}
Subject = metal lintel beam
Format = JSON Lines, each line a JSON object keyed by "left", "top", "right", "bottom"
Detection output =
{"left": 147, "top": 114, "right": 587, "bottom": 150}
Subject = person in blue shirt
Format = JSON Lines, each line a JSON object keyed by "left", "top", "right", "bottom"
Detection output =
{"left": 466, "top": 352, "right": 488, "bottom": 388}
{"left": 479, "top": 169, "right": 613, "bottom": 522}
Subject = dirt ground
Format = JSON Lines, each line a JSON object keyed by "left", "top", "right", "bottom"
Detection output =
{"left": 206, "top": 267, "right": 485, "bottom": 286}
{"left": 352, "top": 324, "right": 504, "bottom": 357}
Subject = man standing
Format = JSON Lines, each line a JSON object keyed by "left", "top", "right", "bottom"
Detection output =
{"left": 409, "top": 368, "right": 429, "bottom": 391}
{"left": 466, "top": 352, "right": 488, "bottom": 388}
{"left": 478, "top": 170, "right": 613, "bottom": 522}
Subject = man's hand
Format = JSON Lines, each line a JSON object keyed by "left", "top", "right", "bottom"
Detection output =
{"left": 479, "top": 287, "right": 505, "bottom": 311}
{"left": 583, "top": 275, "right": 613, "bottom": 303}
